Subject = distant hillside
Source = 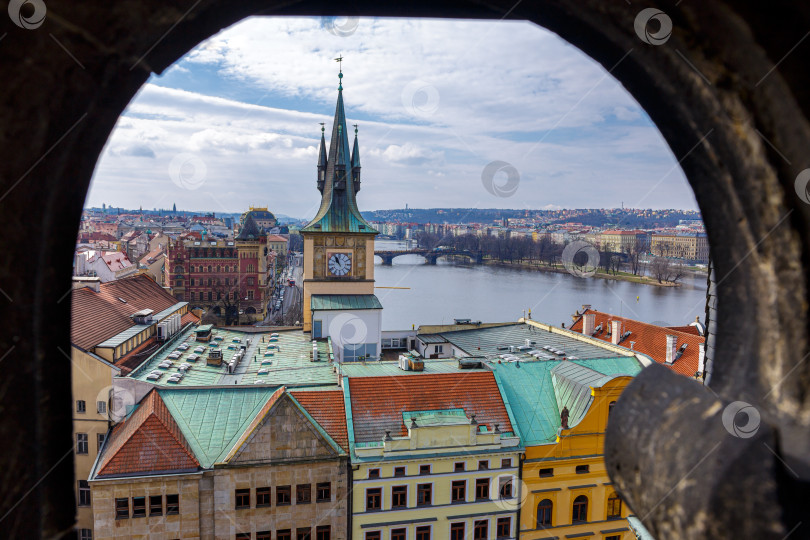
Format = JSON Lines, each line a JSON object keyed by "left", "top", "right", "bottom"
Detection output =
{"left": 361, "top": 208, "right": 702, "bottom": 228}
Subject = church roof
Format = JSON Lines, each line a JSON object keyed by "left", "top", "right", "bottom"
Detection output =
{"left": 302, "top": 80, "right": 377, "bottom": 235}
{"left": 236, "top": 214, "right": 262, "bottom": 240}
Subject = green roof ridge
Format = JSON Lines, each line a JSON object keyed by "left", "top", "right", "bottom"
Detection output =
{"left": 159, "top": 387, "right": 278, "bottom": 468}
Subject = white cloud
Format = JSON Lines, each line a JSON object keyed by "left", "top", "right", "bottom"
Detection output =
{"left": 87, "top": 17, "right": 696, "bottom": 214}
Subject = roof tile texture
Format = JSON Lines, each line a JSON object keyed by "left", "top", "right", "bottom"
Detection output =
{"left": 290, "top": 390, "right": 349, "bottom": 451}
{"left": 71, "top": 274, "right": 182, "bottom": 350}
{"left": 348, "top": 372, "right": 513, "bottom": 443}
{"left": 97, "top": 390, "right": 199, "bottom": 477}
{"left": 570, "top": 309, "right": 704, "bottom": 377}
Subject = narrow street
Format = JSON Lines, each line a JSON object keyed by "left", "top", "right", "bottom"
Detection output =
{"left": 262, "top": 253, "right": 304, "bottom": 326}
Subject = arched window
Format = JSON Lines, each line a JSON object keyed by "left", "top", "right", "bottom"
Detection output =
{"left": 607, "top": 493, "right": 622, "bottom": 520}
{"left": 572, "top": 495, "right": 588, "bottom": 523}
{"left": 174, "top": 265, "right": 184, "bottom": 273}
{"left": 207, "top": 291, "right": 212, "bottom": 301}
{"left": 608, "top": 401, "right": 616, "bottom": 421}
{"left": 207, "top": 278, "right": 212, "bottom": 286}
{"left": 537, "top": 499, "right": 552, "bottom": 527}
{"left": 208, "top": 265, "right": 212, "bottom": 272}
{"left": 217, "top": 265, "right": 220, "bottom": 272}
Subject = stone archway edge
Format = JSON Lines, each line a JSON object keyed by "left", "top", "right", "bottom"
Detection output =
{"left": 1, "top": 1, "right": 808, "bottom": 537}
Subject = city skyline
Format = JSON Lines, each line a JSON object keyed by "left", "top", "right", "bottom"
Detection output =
{"left": 87, "top": 17, "right": 698, "bottom": 216}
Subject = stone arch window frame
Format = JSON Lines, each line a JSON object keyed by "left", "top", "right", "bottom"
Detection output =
{"left": 7, "top": 4, "right": 810, "bottom": 539}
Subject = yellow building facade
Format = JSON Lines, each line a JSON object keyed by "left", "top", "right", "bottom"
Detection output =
{"left": 350, "top": 416, "right": 521, "bottom": 540}
{"left": 520, "top": 378, "right": 633, "bottom": 540}
{"left": 71, "top": 345, "right": 120, "bottom": 539}
{"left": 346, "top": 371, "right": 522, "bottom": 540}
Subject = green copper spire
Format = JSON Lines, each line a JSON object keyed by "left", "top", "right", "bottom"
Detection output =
{"left": 317, "top": 122, "right": 327, "bottom": 193}
{"left": 302, "top": 70, "right": 376, "bottom": 235}
{"left": 351, "top": 124, "right": 361, "bottom": 193}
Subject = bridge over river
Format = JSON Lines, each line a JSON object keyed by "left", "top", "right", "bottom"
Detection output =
{"left": 374, "top": 248, "right": 484, "bottom": 266}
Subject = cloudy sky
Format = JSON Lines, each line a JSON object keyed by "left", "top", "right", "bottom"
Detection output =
{"left": 87, "top": 17, "right": 697, "bottom": 218}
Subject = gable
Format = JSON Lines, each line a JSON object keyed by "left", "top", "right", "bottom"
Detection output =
{"left": 227, "top": 394, "right": 341, "bottom": 465}
{"left": 96, "top": 390, "right": 199, "bottom": 477}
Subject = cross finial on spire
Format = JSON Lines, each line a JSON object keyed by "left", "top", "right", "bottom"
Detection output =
{"left": 353, "top": 123, "right": 358, "bottom": 135}
{"left": 319, "top": 122, "right": 325, "bottom": 133}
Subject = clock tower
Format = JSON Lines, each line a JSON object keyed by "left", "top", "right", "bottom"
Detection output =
{"left": 300, "top": 67, "right": 382, "bottom": 362}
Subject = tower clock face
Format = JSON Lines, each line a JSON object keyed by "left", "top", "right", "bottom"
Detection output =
{"left": 327, "top": 252, "right": 352, "bottom": 276}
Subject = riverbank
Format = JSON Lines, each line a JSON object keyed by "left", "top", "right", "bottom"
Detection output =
{"left": 481, "top": 259, "right": 684, "bottom": 287}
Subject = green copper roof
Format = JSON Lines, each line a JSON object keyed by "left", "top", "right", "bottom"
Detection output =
{"left": 159, "top": 387, "right": 277, "bottom": 468}
{"left": 402, "top": 409, "right": 469, "bottom": 427}
{"left": 302, "top": 86, "right": 377, "bottom": 234}
{"left": 311, "top": 294, "right": 382, "bottom": 311}
{"left": 491, "top": 356, "right": 642, "bottom": 446}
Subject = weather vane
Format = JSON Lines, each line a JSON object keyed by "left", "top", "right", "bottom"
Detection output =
{"left": 353, "top": 123, "right": 358, "bottom": 134}
{"left": 319, "top": 122, "right": 325, "bottom": 133}
{"left": 334, "top": 56, "right": 344, "bottom": 89}
{"left": 334, "top": 55, "right": 343, "bottom": 73}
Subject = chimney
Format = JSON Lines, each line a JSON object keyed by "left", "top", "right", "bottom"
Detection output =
{"left": 698, "top": 342, "right": 706, "bottom": 373}
{"left": 611, "top": 320, "right": 622, "bottom": 345}
{"left": 666, "top": 335, "right": 678, "bottom": 364}
{"left": 582, "top": 313, "right": 595, "bottom": 336}
{"left": 72, "top": 276, "right": 101, "bottom": 293}
{"left": 630, "top": 341, "right": 636, "bottom": 350}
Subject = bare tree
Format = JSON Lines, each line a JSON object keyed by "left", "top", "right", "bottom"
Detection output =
{"left": 211, "top": 278, "right": 243, "bottom": 325}
{"left": 669, "top": 260, "right": 686, "bottom": 284}
{"left": 651, "top": 257, "right": 670, "bottom": 283}
{"left": 628, "top": 239, "right": 645, "bottom": 276}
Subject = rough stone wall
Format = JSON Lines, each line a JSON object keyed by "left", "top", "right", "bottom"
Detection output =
{"left": 1, "top": 1, "right": 809, "bottom": 538}
{"left": 91, "top": 476, "right": 201, "bottom": 539}
{"left": 232, "top": 397, "right": 340, "bottom": 464}
{"left": 211, "top": 461, "right": 348, "bottom": 540}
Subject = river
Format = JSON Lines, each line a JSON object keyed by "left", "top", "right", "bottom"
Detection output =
{"left": 373, "top": 240, "right": 708, "bottom": 331}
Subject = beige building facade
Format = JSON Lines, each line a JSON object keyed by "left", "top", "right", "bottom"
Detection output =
{"left": 90, "top": 389, "right": 349, "bottom": 540}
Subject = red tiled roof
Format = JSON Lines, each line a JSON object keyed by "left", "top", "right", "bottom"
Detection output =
{"left": 97, "top": 390, "right": 199, "bottom": 477}
{"left": 90, "top": 232, "right": 117, "bottom": 242}
{"left": 290, "top": 390, "right": 349, "bottom": 451}
{"left": 115, "top": 336, "right": 160, "bottom": 375}
{"left": 139, "top": 248, "right": 165, "bottom": 264}
{"left": 181, "top": 312, "right": 200, "bottom": 326}
{"left": 266, "top": 234, "right": 288, "bottom": 242}
{"left": 71, "top": 274, "right": 180, "bottom": 350}
{"left": 348, "top": 372, "right": 513, "bottom": 443}
{"left": 100, "top": 251, "right": 132, "bottom": 271}
{"left": 667, "top": 325, "right": 701, "bottom": 336}
{"left": 570, "top": 309, "right": 705, "bottom": 377}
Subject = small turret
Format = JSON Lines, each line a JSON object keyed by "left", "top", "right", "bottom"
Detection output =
{"left": 351, "top": 124, "right": 361, "bottom": 193}
{"left": 317, "top": 123, "right": 327, "bottom": 194}
{"left": 334, "top": 122, "right": 347, "bottom": 190}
